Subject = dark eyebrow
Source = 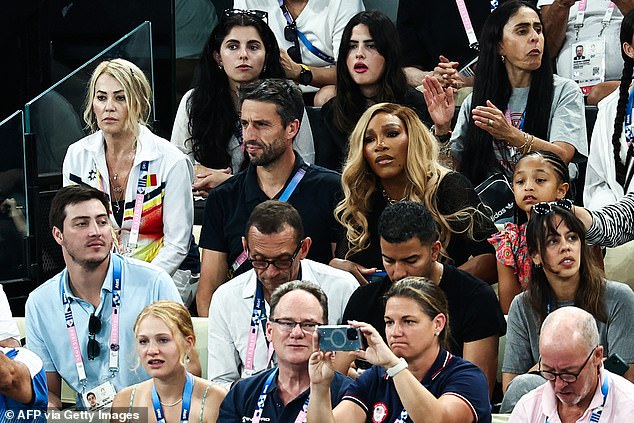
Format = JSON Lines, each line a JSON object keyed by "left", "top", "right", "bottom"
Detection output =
{"left": 96, "top": 89, "right": 124, "bottom": 94}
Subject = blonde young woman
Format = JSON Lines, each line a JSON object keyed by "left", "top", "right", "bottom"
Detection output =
{"left": 332, "top": 103, "right": 497, "bottom": 283}
{"left": 111, "top": 301, "right": 226, "bottom": 422}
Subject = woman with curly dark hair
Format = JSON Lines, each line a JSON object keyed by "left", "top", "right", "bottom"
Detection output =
{"left": 585, "top": 8, "right": 634, "bottom": 209}
{"left": 449, "top": 0, "right": 587, "bottom": 188}
{"left": 171, "top": 9, "right": 315, "bottom": 196}
{"left": 317, "top": 10, "right": 454, "bottom": 171}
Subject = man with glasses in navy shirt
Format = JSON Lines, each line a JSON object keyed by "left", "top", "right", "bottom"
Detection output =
{"left": 207, "top": 200, "right": 358, "bottom": 389}
{"left": 218, "top": 280, "right": 352, "bottom": 421}
{"left": 25, "top": 185, "right": 183, "bottom": 409}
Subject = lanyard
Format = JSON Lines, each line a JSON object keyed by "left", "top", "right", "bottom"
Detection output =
{"left": 125, "top": 160, "right": 150, "bottom": 254}
{"left": 245, "top": 282, "right": 269, "bottom": 371}
{"left": 455, "top": 0, "right": 480, "bottom": 51}
{"left": 545, "top": 373, "right": 608, "bottom": 423}
{"left": 393, "top": 350, "right": 452, "bottom": 423}
{"left": 151, "top": 372, "right": 194, "bottom": 423}
{"left": 574, "top": 1, "right": 616, "bottom": 39}
{"left": 231, "top": 164, "right": 309, "bottom": 273}
{"left": 277, "top": 0, "right": 335, "bottom": 64}
{"left": 624, "top": 87, "right": 634, "bottom": 148}
{"left": 62, "top": 255, "right": 122, "bottom": 389}
{"left": 252, "top": 369, "right": 310, "bottom": 423}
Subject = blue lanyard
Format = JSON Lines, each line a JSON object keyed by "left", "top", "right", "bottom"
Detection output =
{"left": 277, "top": 0, "right": 335, "bottom": 64}
{"left": 278, "top": 164, "right": 308, "bottom": 202}
{"left": 624, "top": 87, "right": 634, "bottom": 148}
{"left": 251, "top": 282, "right": 268, "bottom": 337}
{"left": 251, "top": 369, "right": 310, "bottom": 423}
{"left": 545, "top": 373, "right": 608, "bottom": 423}
{"left": 151, "top": 372, "right": 194, "bottom": 423}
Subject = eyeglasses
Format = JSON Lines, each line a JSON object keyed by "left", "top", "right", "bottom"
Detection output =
{"left": 248, "top": 240, "right": 303, "bottom": 270}
{"left": 271, "top": 319, "right": 320, "bottom": 334}
{"left": 223, "top": 8, "right": 268, "bottom": 24}
{"left": 87, "top": 314, "right": 101, "bottom": 360}
{"left": 532, "top": 198, "right": 573, "bottom": 216}
{"left": 284, "top": 24, "right": 302, "bottom": 63}
{"left": 539, "top": 346, "right": 597, "bottom": 383}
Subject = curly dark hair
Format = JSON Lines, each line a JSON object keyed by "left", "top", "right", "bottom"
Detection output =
{"left": 187, "top": 12, "right": 284, "bottom": 169}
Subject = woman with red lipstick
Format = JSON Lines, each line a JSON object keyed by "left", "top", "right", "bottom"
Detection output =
{"left": 63, "top": 59, "right": 194, "bottom": 278}
{"left": 333, "top": 102, "right": 497, "bottom": 284}
{"left": 111, "top": 301, "right": 226, "bottom": 422}
{"left": 449, "top": 0, "right": 587, "bottom": 189}
{"left": 171, "top": 9, "right": 314, "bottom": 196}
{"left": 488, "top": 151, "right": 570, "bottom": 314}
{"left": 500, "top": 204, "right": 634, "bottom": 412}
{"left": 317, "top": 11, "right": 452, "bottom": 171}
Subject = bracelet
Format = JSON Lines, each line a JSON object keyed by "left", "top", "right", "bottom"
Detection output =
{"left": 386, "top": 357, "right": 408, "bottom": 378}
{"left": 525, "top": 133, "right": 535, "bottom": 153}
{"left": 517, "top": 131, "right": 535, "bottom": 154}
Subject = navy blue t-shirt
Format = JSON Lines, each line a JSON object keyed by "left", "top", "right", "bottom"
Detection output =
{"left": 342, "top": 349, "right": 491, "bottom": 423}
{"left": 218, "top": 368, "right": 352, "bottom": 422}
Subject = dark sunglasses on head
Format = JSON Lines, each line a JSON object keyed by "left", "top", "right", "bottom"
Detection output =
{"left": 532, "top": 198, "right": 573, "bottom": 216}
{"left": 87, "top": 314, "right": 101, "bottom": 360}
{"left": 223, "top": 8, "right": 268, "bottom": 24}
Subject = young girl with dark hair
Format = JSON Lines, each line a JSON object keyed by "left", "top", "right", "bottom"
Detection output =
{"left": 171, "top": 10, "right": 315, "bottom": 195}
{"left": 449, "top": 0, "right": 587, "bottom": 187}
{"left": 584, "top": 8, "right": 634, "bottom": 209}
{"left": 489, "top": 151, "right": 570, "bottom": 313}
{"left": 317, "top": 10, "right": 452, "bottom": 171}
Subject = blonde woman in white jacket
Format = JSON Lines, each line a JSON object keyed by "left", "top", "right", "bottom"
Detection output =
{"left": 63, "top": 58, "right": 194, "bottom": 277}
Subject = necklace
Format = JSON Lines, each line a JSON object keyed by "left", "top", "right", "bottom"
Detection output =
{"left": 381, "top": 188, "right": 406, "bottom": 205}
{"left": 159, "top": 397, "right": 183, "bottom": 407}
{"left": 105, "top": 138, "right": 137, "bottom": 212}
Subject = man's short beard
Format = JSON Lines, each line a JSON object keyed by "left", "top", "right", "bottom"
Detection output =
{"left": 248, "top": 138, "right": 288, "bottom": 167}
{"left": 69, "top": 252, "right": 109, "bottom": 271}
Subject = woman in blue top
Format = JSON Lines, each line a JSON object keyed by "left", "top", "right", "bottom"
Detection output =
{"left": 306, "top": 277, "right": 491, "bottom": 423}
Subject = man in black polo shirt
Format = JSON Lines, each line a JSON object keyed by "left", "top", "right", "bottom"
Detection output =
{"left": 197, "top": 78, "right": 342, "bottom": 316}
{"left": 341, "top": 201, "right": 506, "bottom": 397}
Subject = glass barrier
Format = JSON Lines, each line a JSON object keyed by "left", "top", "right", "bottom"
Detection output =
{"left": 24, "top": 21, "right": 155, "bottom": 176}
{"left": 0, "top": 111, "right": 28, "bottom": 280}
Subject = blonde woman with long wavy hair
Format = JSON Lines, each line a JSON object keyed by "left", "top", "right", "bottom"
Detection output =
{"left": 331, "top": 103, "right": 498, "bottom": 283}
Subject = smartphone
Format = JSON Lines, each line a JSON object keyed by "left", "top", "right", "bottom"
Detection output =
{"left": 365, "top": 270, "right": 387, "bottom": 283}
{"left": 318, "top": 325, "right": 363, "bottom": 351}
{"left": 604, "top": 353, "right": 629, "bottom": 376}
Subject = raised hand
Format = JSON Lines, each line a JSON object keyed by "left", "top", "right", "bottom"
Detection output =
{"left": 472, "top": 100, "right": 522, "bottom": 145}
{"left": 422, "top": 75, "right": 454, "bottom": 132}
{"left": 350, "top": 321, "right": 400, "bottom": 369}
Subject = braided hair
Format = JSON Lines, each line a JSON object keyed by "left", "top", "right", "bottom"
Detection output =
{"left": 610, "top": 9, "right": 634, "bottom": 187}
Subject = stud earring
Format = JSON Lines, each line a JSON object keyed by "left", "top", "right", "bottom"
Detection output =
{"left": 501, "top": 55, "right": 506, "bottom": 63}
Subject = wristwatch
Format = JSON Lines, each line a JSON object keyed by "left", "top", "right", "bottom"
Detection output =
{"left": 386, "top": 357, "right": 408, "bottom": 378}
{"left": 298, "top": 64, "right": 313, "bottom": 85}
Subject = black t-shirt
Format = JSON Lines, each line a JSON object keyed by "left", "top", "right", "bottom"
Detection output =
{"left": 397, "top": 0, "right": 490, "bottom": 71}
{"left": 317, "top": 87, "right": 430, "bottom": 171}
{"left": 199, "top": 153, "right": 342, "bottom": 275}
{"left": 341, "top": 264, "right": 506, "bottom": 356}
{"left": 344, "top": 172, "right": 497, "bottom": 269}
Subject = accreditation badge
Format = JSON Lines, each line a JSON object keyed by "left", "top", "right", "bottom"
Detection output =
{"left": 570, "top": 38, "right": 606, "bottom": 95}
{"left": 82, "top": 380, "right": 117, "bottom": 410}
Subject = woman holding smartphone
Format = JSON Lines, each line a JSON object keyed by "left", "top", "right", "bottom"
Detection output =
{"left": 307, "top": 277, "right": 491, "bottom": 423}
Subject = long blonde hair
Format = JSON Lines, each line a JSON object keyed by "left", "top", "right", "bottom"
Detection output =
{"left": 335, "top": 103, "right": 481, "bottom": 258}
